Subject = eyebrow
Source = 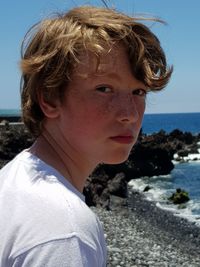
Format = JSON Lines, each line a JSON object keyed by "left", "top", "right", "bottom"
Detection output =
{"left": 94, "top": 71, "right": 147, "bottom": 89}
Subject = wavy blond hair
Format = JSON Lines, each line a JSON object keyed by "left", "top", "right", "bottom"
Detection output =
{"left": 20, "top": 5, "right": 172, "bottom": 136}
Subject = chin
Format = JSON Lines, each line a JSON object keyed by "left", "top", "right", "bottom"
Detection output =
{"left": 103, "top": 152, "right": 130, "bottom": 165}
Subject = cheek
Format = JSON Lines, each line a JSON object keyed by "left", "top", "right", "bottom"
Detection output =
{"left": 83, "top": 96, "right": 112, "bottom": 120}
{"left": 69, "top": 99, "right": 109, "bottom": 135}
{"left": 136, "top": 98, "right": 146, "bottom": 115}
{"left": 135, "top": 100, "right": 146, "bottom": 128}
{"left": 107, "top": 94, "right": 146, "bottom": 117}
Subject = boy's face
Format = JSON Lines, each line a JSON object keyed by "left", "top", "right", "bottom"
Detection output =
{"left": 56, "top": 45, "right": 147, "bottom": 165}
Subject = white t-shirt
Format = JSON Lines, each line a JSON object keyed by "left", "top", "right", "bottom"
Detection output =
{"left": 0, "top": 150, "right": 107, "bottom": 267}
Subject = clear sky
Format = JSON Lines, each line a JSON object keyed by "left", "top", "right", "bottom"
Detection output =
{"left": 0, "top": 0, "right": 199, "bottom": 114}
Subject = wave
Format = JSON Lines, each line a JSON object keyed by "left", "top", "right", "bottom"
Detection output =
{"left": 128, "top": 166, "right": 200, "bottom": 226}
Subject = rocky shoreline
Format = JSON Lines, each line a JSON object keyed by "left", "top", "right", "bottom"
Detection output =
{"left": 84, "top": 128, "right": 200, "bottom": 209}
{"left": 1, "top": 120, "right": 200, "bottom": 266}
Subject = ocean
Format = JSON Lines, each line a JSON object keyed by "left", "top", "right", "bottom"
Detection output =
{"left": 0, "top": 109, "right": 21, "bottom": 117}
{"left": 142, "top": 112, "right": 200, "bottom": 135}
{"left": 1, "top": 109, "right": 200, "bottom": 224}
{"left": 132, "top": 112, "right": 200, "bottom": 226}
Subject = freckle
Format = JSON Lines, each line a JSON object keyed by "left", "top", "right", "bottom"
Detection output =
{"left": 107, "top": 97, "right": 117, "bottom": 113}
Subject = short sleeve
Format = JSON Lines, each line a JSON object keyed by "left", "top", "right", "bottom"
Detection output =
{"left": 12, "top": 236, "right": 105, "bottom": 267}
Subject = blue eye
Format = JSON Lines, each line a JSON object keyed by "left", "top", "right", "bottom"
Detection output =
{"left": 96, "top": 86, "right": 112, "bottom": 93}
{"left": 132, "top": 89, "right": 147, "bottom": 97}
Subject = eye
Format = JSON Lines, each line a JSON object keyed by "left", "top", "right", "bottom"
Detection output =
{"left": 96, "top": 86, "right": 112, "bottom": 93}
{"left": 132, "top": 88, "right": 148, "bottom": 97}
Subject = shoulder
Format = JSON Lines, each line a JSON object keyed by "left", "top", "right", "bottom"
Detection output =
{"left": 13, "top": 236, "right": 106, "bottom": 267}
{"left": 0, "top": 151, "right": 106, "bottom": 264}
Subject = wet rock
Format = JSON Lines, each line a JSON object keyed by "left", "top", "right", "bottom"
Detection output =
{"left": 143, "top": 185, "right": 152, "bottom": 192}
{"left": 168, "top": 188, "right": 190, "bottom": 204}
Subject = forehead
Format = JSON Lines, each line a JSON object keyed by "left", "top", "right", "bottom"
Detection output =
{"left": 72, "top": 44, "right": 130, "bottom": 79}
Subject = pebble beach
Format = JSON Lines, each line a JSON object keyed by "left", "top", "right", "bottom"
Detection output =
{"left": 92, "top": 189, "right": 200, "bottom": 267}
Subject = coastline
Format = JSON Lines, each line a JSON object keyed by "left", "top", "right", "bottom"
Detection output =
{"left": 93, "top": 191, "right": 200, "bottom": 266}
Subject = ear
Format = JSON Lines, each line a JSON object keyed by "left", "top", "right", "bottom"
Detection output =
{"left": 37, "top": 92, "right": 60, "bottom": 119}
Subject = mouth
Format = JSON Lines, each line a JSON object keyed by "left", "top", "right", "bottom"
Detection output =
{"left": 110, "top": 135, "right": 134, "bottom": 144}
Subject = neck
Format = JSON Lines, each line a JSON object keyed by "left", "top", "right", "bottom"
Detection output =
{"left": 29, "top": 129, "right": 95, "bottom": 192}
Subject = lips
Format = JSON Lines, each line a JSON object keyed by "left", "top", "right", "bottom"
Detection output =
{"left": 110, "top": 134, "right": 134, "bottom": 144}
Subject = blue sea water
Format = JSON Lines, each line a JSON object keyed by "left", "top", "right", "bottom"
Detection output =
{"left": 129, "top": 161, "right": 200, "bottom": 224}
{"left": 0, "top": 109, "right": 21, "bottom": 117}
{"left": 130, "top": 113, "right": 200, "bottom": 225}
{"left": 1, "top": 109, "right": 200, "bottom": 223}
{"left": 142, "top": 112, "right": 200, "bottom": 134}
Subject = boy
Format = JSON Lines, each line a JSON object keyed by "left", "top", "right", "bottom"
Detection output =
{"left": 0, "top": 5, "right": 172, "bottom": 266}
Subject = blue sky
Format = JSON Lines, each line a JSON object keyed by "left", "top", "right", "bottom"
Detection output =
{"left": 0, "top": 0, "right": 200, "bottom": 114}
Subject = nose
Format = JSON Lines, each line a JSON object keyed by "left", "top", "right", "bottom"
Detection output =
{"left": 116, "top": 94, "right": 140, "bottom": 124}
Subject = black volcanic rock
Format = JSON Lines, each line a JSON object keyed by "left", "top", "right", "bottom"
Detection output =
{"left": 84, "top": 129, "right": 200, "bottom": 208}
{"left": 168, "top": 188, "right": 190, "bottom": 204}
{"left": 0, "top": 123, "right": 34, "bottom": 160}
